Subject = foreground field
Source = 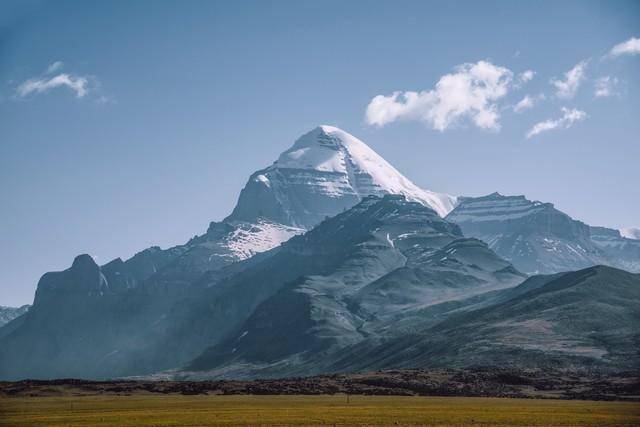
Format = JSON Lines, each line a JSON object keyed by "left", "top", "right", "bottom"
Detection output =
{"left": 1, "top": 395, "right": 639, "bottom": 426}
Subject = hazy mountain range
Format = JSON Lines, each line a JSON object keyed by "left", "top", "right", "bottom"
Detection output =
{"left": 0, "top": 126, "right": 638, "bottom": 380}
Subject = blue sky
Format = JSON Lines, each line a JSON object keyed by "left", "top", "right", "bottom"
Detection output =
{"left": 1, "top": 0, "right": 638, "bottom": 305}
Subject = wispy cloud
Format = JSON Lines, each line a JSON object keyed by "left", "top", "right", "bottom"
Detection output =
{"left": 513, "top": 94, "right": 544, "bottom": 113}
{"left": 17, "top": 74, "right": 89, "bottom": 98}
{"left": 518, "top": 70, "right": 535, "bottom": 84}
{"left": 15, "top": 62, "right": 93, "bottom": 99}
{"left": 365, "top": 60, "right": 513, "bottom": 131}
{"left": 594, "top": 76, "right": 618, "bottom": 98}
{"left": 607, "top": 37, "right": 640, "bottom": 58}
{"left": 526, "top": 107, "right": 587, "bottom": 139}
{"left": 551, "top": 60, "right": 588, "bottom": 99}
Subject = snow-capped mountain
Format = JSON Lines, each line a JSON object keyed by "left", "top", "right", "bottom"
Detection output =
{"left": 227, "top": 125, "right": 456, "bottom": 229}
{"left": 111, "top": 125, "right": 452, "bottom": 291}
{"left": 0, "top": 125, "right": 454, "bottom": 304}
{"left": 2, "top": 125, "right": 637, "bottom": 381}
{"left": 0, "top": 126, "right": 460, "bottom": 379}
{"left": 109, "top": 125, "right": 454, "bottom": 292}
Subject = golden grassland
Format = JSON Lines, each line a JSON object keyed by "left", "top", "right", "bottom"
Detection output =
{"left": 1, "top": 394, "right": 639, "bottom": 426}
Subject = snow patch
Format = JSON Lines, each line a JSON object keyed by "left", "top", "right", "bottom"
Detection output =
{"left": 224, "top": 220, "right": 304, "bottom": 260}
{"left": 255, "top": 174, "right": 271, "bottom": 187}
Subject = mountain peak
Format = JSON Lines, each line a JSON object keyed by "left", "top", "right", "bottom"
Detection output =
{"left": 317, "top": 124, "right": 343, "bottom": 133}
{"left": 227, "top": 126, "right": 456, "bottom": 228}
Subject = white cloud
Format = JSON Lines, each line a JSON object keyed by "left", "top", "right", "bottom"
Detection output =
{"left": 45, "top": 61, "right": 64, "bottom": 74}
{"left": 594, "top": 76, "right": 618, "bottom": 98}
{"left": 15, "top": 62, "right": 95, "bottom": 99}
{"left": 513, "top": 94, "right": 544, "bottom": 113}
{"left": 17, "top": 73, "right": 89, "bottom": 98}
{"left": 526, "top": 107, "right": 587, "bottom": 139}
{"left": 518, "top": 70, "right": 535, "bottom": 83}
{"left": 608, "top": 37, "right": 640, "bottom": 58}
{"left": 551, "top": 60, "right": 588, "bottom": 99}
{"left": 365, "top": 60, "right": 513, "bottom": 131}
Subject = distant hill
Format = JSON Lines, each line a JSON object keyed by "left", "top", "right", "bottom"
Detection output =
{"left": 446, "top": 192, "right": 640, "bottom": 274}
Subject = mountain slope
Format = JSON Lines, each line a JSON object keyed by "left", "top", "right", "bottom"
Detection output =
{"left": 134, "top": 219, "right": 303, "bottom": 291}
{"left": 342, "top": 265, "right": 640, "bottom": 372}
{"left": 445, "top": 193, "right": 621, "bottom": 274}
{"left": 185, "top": 195, "right": 523, "bottom": 378}
{"left": 195, "top": 265, "right": 639, "bottom": 379}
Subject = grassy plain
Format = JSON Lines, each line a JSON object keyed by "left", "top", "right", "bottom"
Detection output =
{"left": 1, "top": 394, "right": 639, "bottom": 426}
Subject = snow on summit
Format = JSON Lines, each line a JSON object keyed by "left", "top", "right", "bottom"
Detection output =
{"left": 227, "top": 125, "right": 456, "bottom": 229}
{"left": 273, "top": 125, "right": 456, "bottom": 217}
